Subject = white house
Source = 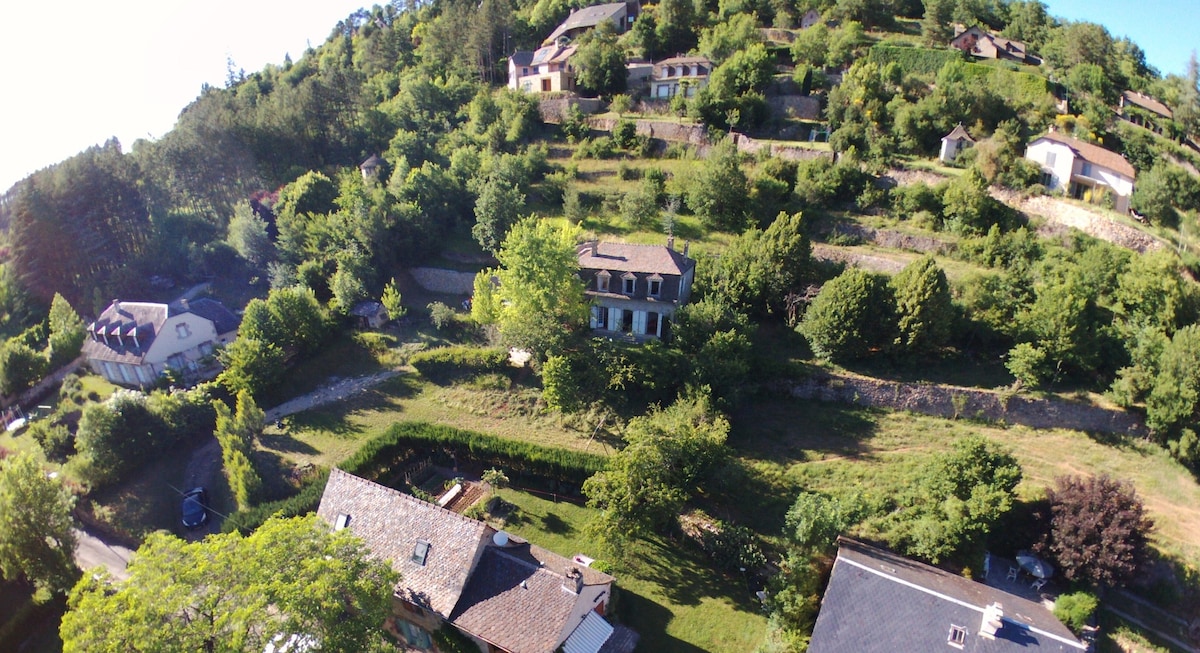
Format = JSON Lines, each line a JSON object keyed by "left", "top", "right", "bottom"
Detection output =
{"left": 799, "top": 8, "right": 822, "bottom": 29}
{"left": 649, "top": 56, "right": 711, "bottom": 100}
{"left": 1025, "top": 130, "right": 1136, "bottom": 213}
{"left": 82, "top": 298, "right": 239, "bottom": 387}
{"left": 510, "top": 44, "right": 578, "bottom": 94}
{"left": 939, "top": 123, "right": 975, "bottom": 163}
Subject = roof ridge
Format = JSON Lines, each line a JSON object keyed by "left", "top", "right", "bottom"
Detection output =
{"left": 329, "top": 468, "right": 491, "bottom": 528}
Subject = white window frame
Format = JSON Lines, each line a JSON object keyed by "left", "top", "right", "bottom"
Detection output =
{"left": 622, "top": 273, "right": 636, "bottom": 295}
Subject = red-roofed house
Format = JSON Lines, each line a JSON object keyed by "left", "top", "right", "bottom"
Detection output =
{"left": 1025, "top": 131, "right": 1137, "bottom": 213}
{"left": 316, "top": 469, "right": 637, "bottom": 653}
{"left": 1118, "top": 91, "right": 1174, "bottom": 135}
{"left": 576, "top": 239, "right": 696, "bottom": 340}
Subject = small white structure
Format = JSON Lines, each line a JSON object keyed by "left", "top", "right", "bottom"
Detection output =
{"left": 1025, "top": 130, "right": 1136, "bottom": 213}
{"left": 939, "top": 123, "right": 975, "bottom": 163}
{"left": 799, "top": 8, "right": 822, "bottom": 29}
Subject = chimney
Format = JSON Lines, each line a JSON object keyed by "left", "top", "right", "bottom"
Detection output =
{"left": 179, "top": 298, "right": 190, "bottom": 312}
{"left": 667, "top": 236, "right": 675, "bottom": 250}
{"left": 979, "top": 602, "right": 1004, "bottom": 640}
{"left": 112, "top": 299, "right": 121, "bottom": 314}
{"left": 564, "top": 567, "right": 583, "bottom": 594}
{"left": 682, "top": 241, "right": 690, "bottom": 257}
{"left": 591, "top": 241, "right": 599, "bottom": 256}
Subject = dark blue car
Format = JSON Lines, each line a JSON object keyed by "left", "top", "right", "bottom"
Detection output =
{"left": 182, "top": 487, "right": 208, "bottom": 529}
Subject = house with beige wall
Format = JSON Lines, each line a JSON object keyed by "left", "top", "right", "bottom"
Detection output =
{"left": 1025, "top": 130, "right": 1136, "bottom": 213}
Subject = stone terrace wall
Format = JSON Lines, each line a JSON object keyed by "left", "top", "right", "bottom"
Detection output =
{"left": 538, "top": 96, "right": 603, "bottom": 123}
{"left": 730, "top": 132, "right": 834, "bottom": 162}
{"left": 788, "top": 372, "right": 1147, "bottom": 436}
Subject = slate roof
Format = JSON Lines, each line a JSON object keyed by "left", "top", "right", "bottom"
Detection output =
{"left": 350, "top": 300, "right": 386, "bottom": 319}
{"left": 82, "top": 301, "right": 168, "bottom": 365}
{"left": 809, "top": 539, "right": 1086, "bottom": 653}
{"left": 544, "top": 2, "right": 627, "bottom": 44}
{"left": 315, "top": 468, "right": 491, "bottom": 617}
{"left": 531, "top": 43, "right": 578, "bottom": 67}
{"left": 511, "top": 50, "right": 534, "bottom": 67}
{"left": 1122, "top": 90, "right": 1173, "bottom": 119}
{"left": 944, "top": 123, "right": 975, "bottom": 143}
{"left": 450, "top": 544, "right": 613, "bottom": 653}
{"left": 360, "top": 154, "right": 383, "bottom": 170}
{"left": 1035, "top": 132, "right": 1137, "bottom": 179}
{"left": 181, "top": 298, "right": 239, "bottom": 335}
{"left": 576, "top": 241, "right": 696, "bottom": 277}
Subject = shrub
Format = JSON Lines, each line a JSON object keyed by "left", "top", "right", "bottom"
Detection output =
{"left": 866, "top": 44, "right": 965, "bottom": 76}
{"left": 30, "top": 421, "right": 74, "bottom": 462}
{"left": 427, "top": 302, "right": 459, "bottom": 332}
{"left": 612, "top": 119, "right": 638, "bottom": 149}
{"left": 1053, "top": 591, "right": 1098, "bottom": 633}
{"left": 699, "top": 521, "right": 767, "bottom": 572}
{"left": 409, "top": 346, "right": 509, "bottom": 383}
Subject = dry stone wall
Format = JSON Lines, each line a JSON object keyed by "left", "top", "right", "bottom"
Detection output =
{"left": 788, "top": 372, "right": 1147, "bottom": 436}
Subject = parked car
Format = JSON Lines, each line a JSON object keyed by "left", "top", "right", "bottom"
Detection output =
{"left": 181, "top": 487, "right": 208, "bottom": 529}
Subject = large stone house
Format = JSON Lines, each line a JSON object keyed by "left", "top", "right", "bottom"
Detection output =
{"left": 950, "top": 25, "right": 1036, "bottom": 65}
{"left": 317, "top": 469, "right": 637, "bottom": 653}
{"left": 541, "top": 1, "right": 639, "bottom": 46}
{"left": 82, "top": 298, "right": 238, "bottom": 387}
{"left": 509, "top": 44, "right": 579, "bottom": 93}
{"left": 809, "top": 538, "right": 1086, "bottom": 652}
{"left": 576, "top": 239, "right": 695, "bottom": 340}
{"left": 648, "top": 56, "right": 711, "bottom": 100}
{"left": 1025, "top": 130, "right": 1137, "bottom": 213}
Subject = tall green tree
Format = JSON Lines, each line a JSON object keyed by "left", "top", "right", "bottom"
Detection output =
{"left": 799, "top": 267, "right": 897, "bottom": 361}
{"left": 572, "top": 22, "right": 628, "bottom": 97}
{"left": 47, "top": 293, "right": 86, "bottom": 368}
{"left": 685, "top": 139, "right": 749, "bottom": 231}
{"left": 471, "top": 219, "right": 587, "bottom": 362}
{"left": 702, "top": 211, "right": 811, "bottom": 317}
{"left": 226, "top": 201, "right": 273, "bottom": 266}
{"left": 891, "top": 256, "right": 955, "bottom": 355}
{"left": 0, "top": 452, "right": 78, "bottom": 598}
{"left": 213, "top": 390, "right": 264, "bottom": 510}
{"left": 472, "top": 177, "right": 525, "bottom": 253}
{"left": 61, "top": 515, "right": 398, "bottom": 653}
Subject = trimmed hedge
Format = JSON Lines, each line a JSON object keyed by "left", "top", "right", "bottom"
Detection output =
{"left": 409, "top": 346, "right": 509, "bottom": 383}
{"left": 224, "top": 421, "right": 607, "bottom": 534}
{"left": 867, "top": 44, "right": 964, "bottom": 77}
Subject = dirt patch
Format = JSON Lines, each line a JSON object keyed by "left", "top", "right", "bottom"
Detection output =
{"left": 993, "top": 191, "right": 1167, "bottom": 254}
{"left": 787, "top": 371, "right": 1147, "bottom": 436}
{"left": 825, "top": 223, "right": 955, "bottom": 255}
{"left": 812, "top": 243, "right": 910, "bottom": 274}
{"left": 882, "top": 168, "right": 951, "bottom": 188}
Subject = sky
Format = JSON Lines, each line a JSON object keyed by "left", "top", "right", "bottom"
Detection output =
{"left": 0, "top": 1, "right": 1197, "bottom": 192}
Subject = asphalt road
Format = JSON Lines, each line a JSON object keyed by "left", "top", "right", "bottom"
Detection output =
{"left": 74, "top": 527, "right": 133, "bottom": 581}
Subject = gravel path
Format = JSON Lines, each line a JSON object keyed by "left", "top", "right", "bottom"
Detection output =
{"left": 263, "top": 371, "right": 401, "bottom": 422}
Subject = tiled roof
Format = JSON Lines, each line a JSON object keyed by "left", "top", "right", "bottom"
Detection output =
{"left": 1035, "top": 132, "right": 1137, "bottom": 179}
{"left": 809, "top": 539, "right": 1085, "bottom": 653}
{"left": 544, "top": 2, "right": 627, "bottom": 43}
{"left": 81, "top": 301, "right": 170, "bottom": 365}
{"left": 1122, "top": 90, "right": 1173, "bottom": 119}
{"left": 315, "top": 468, "right": 491, "bottom": 617}
{"left": 577, "top": 241, "right": 696, "bottom": 276}
{"left": 450, "top": 545, "right": 588, "bottom": 653}
{"left": 944, "top": 123, "right": 975, "bottom": 143}
{"left": 181, "top": 298, "right": 239, "bottom": 335}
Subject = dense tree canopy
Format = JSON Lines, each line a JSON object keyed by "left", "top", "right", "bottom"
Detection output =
{"left": 61, "top": 515, "right": 398, "bottom": 653}
{"left": 1041, "top": 475, "right": 1152, "bottom": 588}
{"left": 0, "top": 452, "right": 78, "bottom": 598}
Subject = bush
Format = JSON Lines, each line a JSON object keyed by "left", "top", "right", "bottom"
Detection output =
{"left": 427, "top": 302, "right": 459, "bottom": 332}
{"left": 409, "top": 346, "right": 509, "bottom": 383}
{"left": 1053, "top": 591, "right": 1098, "bottom": 633}
{"left": 612, "top": 119, "right": 638, "bottom": 149}
{"left": 699, "top": 521, "right": 767, "bottom": 572}
{"left": 866, "top": 44, "right": 964, "bottom": 76}
{"left": 30, "top": 421, "right": 74, "bottom": 462}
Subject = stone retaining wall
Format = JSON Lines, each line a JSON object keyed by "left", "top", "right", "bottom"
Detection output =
{"left": 788, "top": 372, "right": 1147, "bottom": 436}
{"left": 730, "top": 132, "right": 834, "bottom": 162}
{"left": 538, "top": 96, "right": 603, "bottom": 123}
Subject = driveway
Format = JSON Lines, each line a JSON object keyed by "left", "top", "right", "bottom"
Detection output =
{"left": 74, "top": 527, "right": 133, "bottom": 581}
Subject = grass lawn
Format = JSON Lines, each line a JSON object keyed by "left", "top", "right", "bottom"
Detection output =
{"left": 728, "top": 398, "right": 1200, "bottom": 570}
{"left": 491, "top": 489, "right": 768, "bottom": 653}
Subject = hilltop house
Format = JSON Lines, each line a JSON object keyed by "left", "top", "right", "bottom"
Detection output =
{"left": 950, "top": 25, "right": 1037, "bottom": 65}
{"left": 1118, "top": 90, "right": 1174, "bottom": 135}
{"left": 1025, "top": 130, "right": 1137, "bottom": 213}
{"left": 542, "top": 1, "right": 639, "bottom": 46}
{"left": 82, "top": 298, "right": 239, "bottom": 387}
{"left": 576, "top": 239, "right": 696, "bottom": 340}
{"left": 939, "top": 123, "right": 975, "bottom": 163}
{"left": 510, "top": 44, "right": 579, "bottom": 93}
{"left": 809, "top": 538, "right": 1086, "bottom": 653}
{"left": 649, "top": 56, "right": 711, "bottom": 100}
{"left": 316, "top": 469, "right": 637, "bottom": 653}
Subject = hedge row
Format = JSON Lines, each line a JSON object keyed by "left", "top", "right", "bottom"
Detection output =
{"left": 409, "top": 346, "right": 510, "bottom": 383}
{"left": 224, "top": 421, "right": 607, "bottom": 534}
{"left": 866, "top": 44, "right": 965, "bottom": 77}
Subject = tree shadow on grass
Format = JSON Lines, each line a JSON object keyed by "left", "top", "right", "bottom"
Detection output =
{"left": 616, "top": 589, "right": 709, "bottom": 653}
{"left": 540, "top": 511, "right": 573, "bottom": 535}
{"left": 625, "top": 535, "right": 761, "bottom": 613}
{"left": 729, "top": 398, "right": 879, "bottom": 461}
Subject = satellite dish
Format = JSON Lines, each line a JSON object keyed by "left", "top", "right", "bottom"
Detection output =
{"left": 493, "top": 531, "right": 510, "bottom": 546}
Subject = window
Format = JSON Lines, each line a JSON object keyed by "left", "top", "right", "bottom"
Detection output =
{"left": 1045, "top": 151, "right": 1056, "bottom": 167}
{"left": 335, "top": 513, "right": 350, "bottom": 530}
{"left": 648, "top": 278, "right": 662, "bottom": 297}
{"left": 596, "top": 271, "right": 610, "bottom": 292}
{"left": 646, "top": 312, "right": 659, "bottom": 336}
{"left": 175, "top": 322, "right": 191, "bottom": 339}
{"left": 947, "top": 625, "right": 967, "bottom": 649}
{"left": 1080, "top": 162, "right": 1093, "bottom": 177}
{"left": 622, "top": 274, "right": 636, "bottom": 294}
{"left": 591, "top": 305, "right": 608, "bottom": 330}
{"left": 412, "top": 540, "right": 430, "bottom": 565}
{"left": 395, "top": 619, "right": 433, "bottom": 650}
{"left": 657, "top": 84, "right": 670, "bottom": 98}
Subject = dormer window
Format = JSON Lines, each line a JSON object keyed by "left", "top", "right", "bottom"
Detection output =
{"left": 596, "top": 270, "right": 611, "bottom": 292}
{"left": 176, "top": 323, "right": 191, "bottom": 339}
{"left": 947, "top": 625, "right": 967, "bottom": 649}
{"left": 412, "top": 540, "right": 430, "bottom": 566}
{"left": 622, "top": 273, "right": 636, "bottom": 295}
{"left": 648, "top": 275, "right": 663, "bottom": 297}
{"left": 334, "top": 513, "right": 350, "bottom": 530}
